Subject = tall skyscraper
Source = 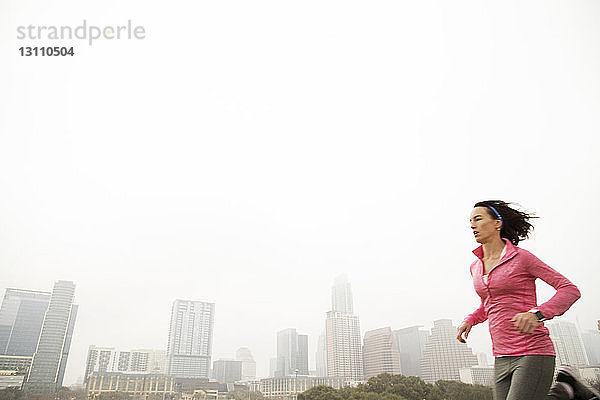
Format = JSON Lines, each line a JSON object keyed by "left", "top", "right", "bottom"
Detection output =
{"left": 235, "top": 347, "right": 256, "bottom": 381}
{"left": 325, "top": 276, "right": 363, "bottom": 380}
{"left": 0, "top": 289, "right": 51, "bottom": 357}
{"left": 276, "top": 328, "right": 308, "bottom": 376}
{"left": 315, "top": 331, "right": 327, "bottom": 377}
{"left": 420, "top": 319, "right": 477, "bottom": 383}
{"left": 362, "top": 327, "right": 401, "bottom": 379}
{"left": 166, "top": 300, "right": 215, "bottom": 378}
{"left": 23, "top": 280, "right": 77, "bottom": 394}
{"left": 332, "top": 275, "right": 353, "bottom": 314}
{"left": 546, "top": 321, "right": 589, "bottom": 366}
{"left": 581, "top": 329, "right": 600, "bottom": 366}
{"left": 393, "top": 326, "right": 430, "bottom": 377}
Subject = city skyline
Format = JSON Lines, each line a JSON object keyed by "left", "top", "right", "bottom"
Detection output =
{"left": 5, "top": 275, "right": 600, "bottom": 383}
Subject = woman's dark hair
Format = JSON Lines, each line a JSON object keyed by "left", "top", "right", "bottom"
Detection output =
{"left": 474, "top": 200, "right": 538, "bottom": 245}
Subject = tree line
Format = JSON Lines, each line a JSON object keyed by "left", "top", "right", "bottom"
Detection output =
{"left": 298, "top": 373, "right": 600, "bottom": 400}
{"left": 298, "top": 374, "right": 492, "bottom": 400}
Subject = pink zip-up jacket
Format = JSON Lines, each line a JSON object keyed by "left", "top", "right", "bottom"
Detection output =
{"left": 464, "top": 239, "right": 581, "bottom": 357}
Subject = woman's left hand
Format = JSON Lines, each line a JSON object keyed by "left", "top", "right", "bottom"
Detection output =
{"left": 511, "top": 312, "right": 541, "bottom": 334}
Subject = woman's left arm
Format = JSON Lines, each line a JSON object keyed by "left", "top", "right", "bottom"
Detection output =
{"left": 525, "top": 251, "right": 581, "bottom": 320}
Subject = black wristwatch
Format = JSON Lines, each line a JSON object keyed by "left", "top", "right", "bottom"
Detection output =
{"left": 529, "top": 309, "right": 546, "bottom": 322}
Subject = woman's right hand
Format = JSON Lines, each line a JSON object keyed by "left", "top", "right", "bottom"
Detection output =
{"left": 456, "top": 321, "right": 472, "bottom": 343}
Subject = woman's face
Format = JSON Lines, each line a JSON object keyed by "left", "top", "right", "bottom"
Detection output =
{"left": 470, "top": 206, "right": 502, "bottom": 244}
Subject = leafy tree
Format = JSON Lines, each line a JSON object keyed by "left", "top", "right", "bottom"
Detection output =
{"left": 0, "top": 388, "right": 24, "bottom": 400}
{"left": 431, "top": 380, "right": 492, "bottom": 400}
{"left": 299, "top": 374, "right": 493, "bottom": 400}
{"left": 146, "top": 394, "right": 180, "bottom": 400}
{"left": 95, "top": 392, "right": 131, "bottom": 400}
{"left": 339, "top": 387, "right": 405, "bottom": 400}
{"left": 225, "top": 390, "right": 264, "bottom": 400}
{"left": 298, "top": 385, "right": 343, "bottom": 400}
{"left": 56, "top": 387, "right": 76, "bottom": 400}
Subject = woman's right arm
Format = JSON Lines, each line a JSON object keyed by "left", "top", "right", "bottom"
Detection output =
{"left": 457, "top": 301, "right": 487, "bottom": 343}
{"left": 465, "top": 301, "right": 488, "bottom": 325}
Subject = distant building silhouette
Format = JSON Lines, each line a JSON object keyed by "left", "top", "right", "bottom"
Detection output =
{"left": 546, "top": 321, "right": 589, "bottom": 366}
{"left": 332, "top": 274, "right": 354, "bottom": 314}
{"left": 276, "top": 328, "right": 308, "bottom": 376}
{"left": 315, "top": 331, "right": 327, "bottom": 377}
{"left": 235, "top": 347, "right": 256, "bottom": 380}
{"left": 581, "top": 329, "right": 600, "bottom": 366}
{"left": 420, "top": 319, "right": 477, "bottom": 383}
{"left": 393, "top": 325, "right": 429, "bottom": 377}
{"left": 362, "top": 327, "right": 401, "bottom": 379}
{"left": 212, "top": 359, "right": 242, "bottom": 383}
{"left": 269, "top": 357, "right": 277, "bottom": 378}
{"left": 459, "top": 366, "right": 494, "bottom": 386}
{"left": 167, "top": 300, "right": 215, "bottom": 378}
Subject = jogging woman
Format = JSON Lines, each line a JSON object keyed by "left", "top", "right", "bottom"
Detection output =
{"left": 456, "top": 200, "right": 599, "bottom": 400}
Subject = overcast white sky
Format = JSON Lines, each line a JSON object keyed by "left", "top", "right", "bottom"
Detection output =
{"left": 1, "top": 0, "right": 599, "bottom": 386}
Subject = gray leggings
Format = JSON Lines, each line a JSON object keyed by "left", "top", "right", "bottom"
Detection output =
{"left": 494, "top": 355, "right": 568, "bottom": 400}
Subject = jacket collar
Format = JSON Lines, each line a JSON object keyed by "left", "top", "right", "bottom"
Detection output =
{"left": 472, "top": 238, "right": 518, "bottom": 261}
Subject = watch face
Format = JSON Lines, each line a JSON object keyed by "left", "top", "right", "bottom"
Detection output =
{"left": 535, "top": 311, "right": 545, "bottom": 321}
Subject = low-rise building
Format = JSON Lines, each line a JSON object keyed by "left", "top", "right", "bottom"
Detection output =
{"left": 86, "top": 372, "right": 175, "bottom": 398}
{"left": 0, "top": 371, "right": 25, "bottom": 390}
{"left": 212, "top": 359, "right": 242, "bottom": 383}
{"left": 85, "top": 346, "right": 166, "bottom": 383}
{"left": 259, "top": 376, "right": 357, "bottom": 399}
{"left": 458, "top": 366, "right": 495, "bottom": 386}
{"left": 579, "top": 366, "right": 600, "bottom": 384}
{"left": 0, "top": 355, "right": 32, "bottom": 374}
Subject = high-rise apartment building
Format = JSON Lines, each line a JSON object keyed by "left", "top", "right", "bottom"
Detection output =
{"left": 393, "top": 326, "right": 429, "bottom": 377}
{"left": 325, "top": 276, "right": 363, "bottom": 380}
{"left": 581, "top": 329, "right": 600, "bottom": 366}
{"left": 23, "top": 280, "right": 77, "bottom": 394}
{"left": 546, "top": 321, "right": 589, "bottom": 366}
{"left": 0, "top": 289, "right": 51, "bottom": 357}
{"left": 166, "top": 300, "right": 215, "bottom": 378}
{"left": 420, "top": 319, "right": 477, "bottom": 383}
{"left": 235, "top": 347, "right": 256, "bottom": 381}
{"left": 362, "top": 327, "right": 401, "bottom": 379}
{"left": 84, "top": 346, "right": 167, "bottom": 383}
{"left": 276, "top": 328, "right": 308, "bottom": 376}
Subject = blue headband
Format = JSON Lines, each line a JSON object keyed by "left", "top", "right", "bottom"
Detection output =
{"left": 486, "top": 205, "right": 503, "bottom": 224}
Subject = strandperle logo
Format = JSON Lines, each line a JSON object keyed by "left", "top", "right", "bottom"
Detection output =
{"left": 16, "top": 20, "right": 146, "bottom": 46}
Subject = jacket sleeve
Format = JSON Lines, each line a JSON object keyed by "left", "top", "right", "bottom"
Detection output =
{"left": 525, "top": 251, "right": 581, "bottom": 320}
{"left": 464, "top": 301, "right": 488, "bottom": 326}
